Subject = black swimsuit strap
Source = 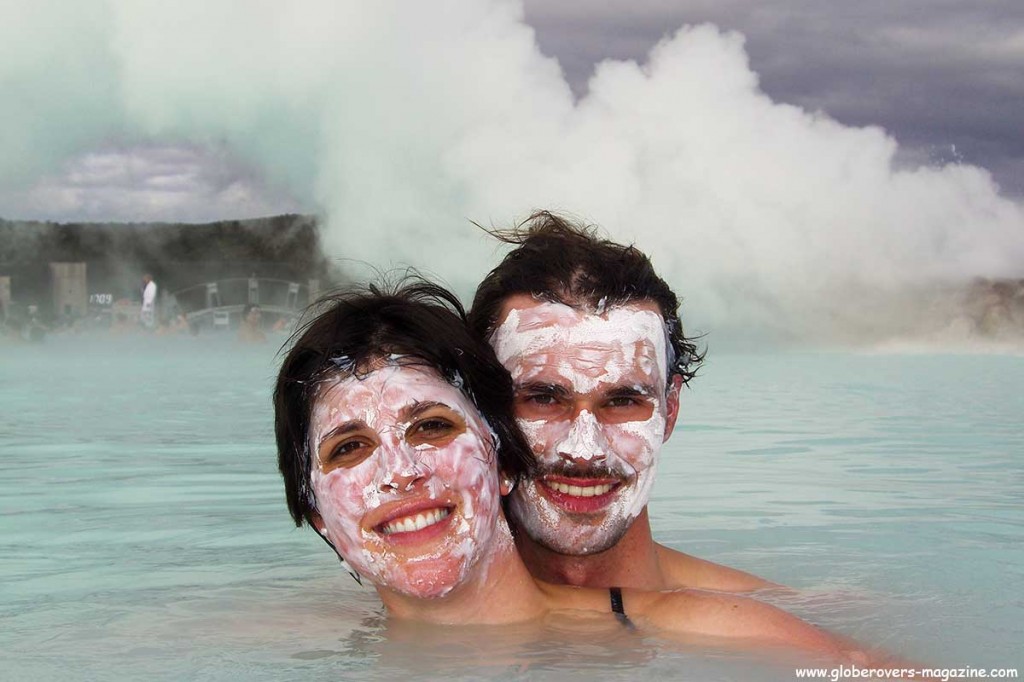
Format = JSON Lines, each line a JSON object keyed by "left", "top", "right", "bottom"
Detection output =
{"left": 609, "top": 587, "right": 636, "bottom": 630}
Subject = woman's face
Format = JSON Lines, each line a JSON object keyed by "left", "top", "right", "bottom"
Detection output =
{"left": 308, "top": 363, "right": 503, "bottom": 599}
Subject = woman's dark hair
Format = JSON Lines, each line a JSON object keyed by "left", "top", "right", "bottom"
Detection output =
{"left": 469, "top": 211, "right": 704, "bottom": 385}
{"left": 274, "top": 278, "right": 533, "bottom": 527}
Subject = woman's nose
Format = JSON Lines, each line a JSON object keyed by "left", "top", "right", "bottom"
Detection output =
{"left": 377, "top": 441, "right": 428, "bottom": 492}
{"left": 383, "top": 468, "right": 425, "bottom": 492}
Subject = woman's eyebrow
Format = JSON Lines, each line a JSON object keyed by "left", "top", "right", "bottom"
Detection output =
{"left": 402, "top": 400, "right": 448, "bottom": 421}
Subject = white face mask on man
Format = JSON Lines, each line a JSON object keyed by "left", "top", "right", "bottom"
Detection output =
{"left": 490, "top": 298, "right": 678, "bottom": 555}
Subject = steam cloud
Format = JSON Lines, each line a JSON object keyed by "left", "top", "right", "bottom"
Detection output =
{"left": 3, "top": 0, "right": 1023, "bottom": 345}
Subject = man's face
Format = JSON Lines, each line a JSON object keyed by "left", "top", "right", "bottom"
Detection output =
{"left": 490, "top": 295, "right": 679, "bottom": 555}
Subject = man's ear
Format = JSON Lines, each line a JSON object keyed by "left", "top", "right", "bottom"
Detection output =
{"left": 663, "top": 375, "right": 684, "bottom": 441}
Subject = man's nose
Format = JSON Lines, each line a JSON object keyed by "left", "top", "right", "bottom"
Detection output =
{"left": 555, "top": 409, "right": 606, "bottom": 463}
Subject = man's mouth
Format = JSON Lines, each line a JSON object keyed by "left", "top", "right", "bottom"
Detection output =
{"left": 538, "top": 477, "right": 621, "bottom": 513}
{"left": 376, "top": 506, "right": 453, "bottom": 536}
{"left": 544, "top": 481, "right": 615, "bottom": 497}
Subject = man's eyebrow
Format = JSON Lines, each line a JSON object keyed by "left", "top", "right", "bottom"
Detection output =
{"left": 514, "top": 382, "right": 573, "bottom": 399}
{"left": 604, "top": 384, "right": 656, "bottom": 399}
{"left": 317, "top": 421, "right": 365, "bottom": 450}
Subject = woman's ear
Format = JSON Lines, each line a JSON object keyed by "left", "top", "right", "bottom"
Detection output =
{"left": 310, "top": 511, "right": 325, "bottom": 534}
{"left": 499, "top": 472, "right": 516, "bottom": 496}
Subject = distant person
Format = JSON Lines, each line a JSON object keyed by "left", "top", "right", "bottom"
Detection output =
{"left": 270, "top": 316, "right": 292, "bottom": 335}
{"left": 168, "top": 313, "right": 190, "bottom": 335}
{"left": 24, "top": 305, "right": 47, "bottom": 343}
{"left": 238, "top": 304, "right": 266, "bottom": 343}
{"left": 111, "top": 312, "right": 135, "bottom": 335}
{"left": 140, "top": 274, "right": 158, "bottom": 330}
{"left": 155, "top": 311, "right": 187, "bottom": 336}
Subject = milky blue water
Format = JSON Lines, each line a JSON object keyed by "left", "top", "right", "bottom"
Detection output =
{"left": 2, "top": 336, "right": 1022, "bottom": 680}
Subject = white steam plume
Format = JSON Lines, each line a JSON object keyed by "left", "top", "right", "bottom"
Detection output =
{"left": 3, "top": 0, "right": 1023, "bottom": 344}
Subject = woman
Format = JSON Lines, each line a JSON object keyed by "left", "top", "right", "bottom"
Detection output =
{"left": 274, "top": 281, "right": 868, "bottom": 659}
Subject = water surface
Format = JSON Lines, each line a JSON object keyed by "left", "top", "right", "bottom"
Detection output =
{"left": 2, "top": 336, "right": 1021, "bottom": 679}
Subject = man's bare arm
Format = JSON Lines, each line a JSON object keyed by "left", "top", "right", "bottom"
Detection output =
{"left": 636, "top": 589, "right": 866, "bottom": 661}
{"left": 656, "top": 544, "right": 782, "bottom": 592}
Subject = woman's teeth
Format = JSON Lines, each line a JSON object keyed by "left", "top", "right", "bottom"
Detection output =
{"left": 381, "top": 507, "right": 451, "bottom": 535}
{"left": 545, "top": 481, "right": 614, "bottom": 497}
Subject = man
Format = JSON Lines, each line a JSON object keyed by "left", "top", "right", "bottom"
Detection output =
{"left": 469, "top": 212, "right": 773, "bottom": 592}
{"left": 238, "top": 304, "right": 267, "bottom": 343}
{"left": 140, "top": 274, "right": 157, "bottom": 330}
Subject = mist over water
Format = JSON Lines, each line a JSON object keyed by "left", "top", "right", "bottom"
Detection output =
{"left": 3, "top": 0, "right": 1024, "bottom": 345}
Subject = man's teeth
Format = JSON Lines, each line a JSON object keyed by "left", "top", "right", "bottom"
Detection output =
{"left": 381, "top": 508, "right": 451, "bottom": 535}
{"left": 545, "top": 481, "right": 614, "bottom": 497}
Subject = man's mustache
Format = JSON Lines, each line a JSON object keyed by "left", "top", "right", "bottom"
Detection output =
{"left": 530, "top": 460, "right": 629, "bottom": 480}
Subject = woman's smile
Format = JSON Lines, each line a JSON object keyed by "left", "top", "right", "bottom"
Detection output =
{"left": 367, "top": 496, "right": 457, "bottom": 545}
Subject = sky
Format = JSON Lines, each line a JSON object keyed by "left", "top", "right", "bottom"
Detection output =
{"left": 524, "top": 0, "right": 1024, "bottom": 196}
{"left": 2, "top": 0, "right": 1023, "bottom": 344}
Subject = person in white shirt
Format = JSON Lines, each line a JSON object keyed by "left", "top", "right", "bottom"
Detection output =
{"left": 141, "top": 274, "right": 157, "bottom": 330}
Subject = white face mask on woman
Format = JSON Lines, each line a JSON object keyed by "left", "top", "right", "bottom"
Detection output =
{"left": 309, "top": 363, "right": 506, "bottom": 598}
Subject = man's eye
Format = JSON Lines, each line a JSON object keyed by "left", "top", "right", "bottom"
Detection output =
{"left": 597, "top": 395, "right": 655, "bottom": 424}
{"left": 514, "top": 389, "right": 571, "bottom": 419}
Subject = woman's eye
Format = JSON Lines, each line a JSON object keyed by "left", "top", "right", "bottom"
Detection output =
{"left": 415, "top": 418, "right": 453, "bottom": 435}
{"left": 328, "top": 439, "right": 371, "bottom": 464}
{"left": 407, "top": 416, "right": 462, "bottom": 445}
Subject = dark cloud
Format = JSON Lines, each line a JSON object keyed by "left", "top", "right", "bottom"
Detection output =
{"left": 0, "top": 143, "right": 304, "bottom": 223}
{"left": 522, "top": 0, "right": 1024, "bottom": 194}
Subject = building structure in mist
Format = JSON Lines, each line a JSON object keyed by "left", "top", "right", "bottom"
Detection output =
{"left": 0, "top": 276, "right": 10, "bottom": 318}
{"left": 50, "top": 262, "right": 88, "bottom": 319}
{"left": 0, "top": 214, "right": 336, "bottom": 328}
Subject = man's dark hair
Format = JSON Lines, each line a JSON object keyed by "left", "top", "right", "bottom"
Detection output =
{"left": 469, "top": 211, "right": 703, "bottom": 384}
{"left": 274, "top": 278, "right": 534, "bottom": 527}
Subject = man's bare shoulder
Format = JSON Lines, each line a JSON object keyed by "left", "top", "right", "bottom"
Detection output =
{"left": 629, "top": 588, "right": 845, "bottom": 658}
{"left": 656, "top": 543, "right": 781, "bottom": 592}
